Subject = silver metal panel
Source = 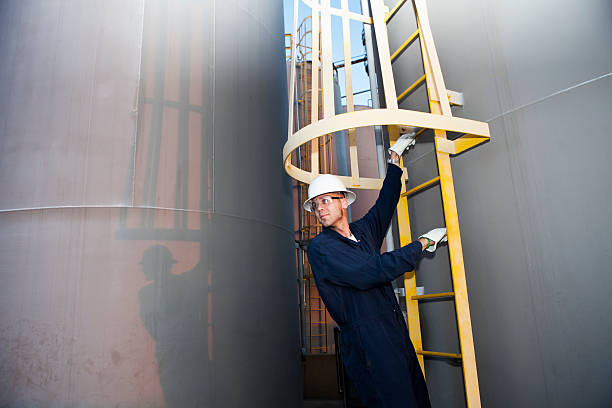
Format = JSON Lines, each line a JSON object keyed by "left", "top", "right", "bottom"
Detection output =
{"left": 0, "top": 0, "right": 300, "bottom": 406}
{"left": 386, "top": 0, "right": 612, "bottom": 406}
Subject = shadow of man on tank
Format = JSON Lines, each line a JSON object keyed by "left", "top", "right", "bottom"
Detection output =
{"left": 138, "top": 245, "right": 210, "bottom": 407}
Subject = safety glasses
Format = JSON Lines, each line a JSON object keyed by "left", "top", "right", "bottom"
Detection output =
{"left": 310, "top": 195, "right": 343, "bottom": 211}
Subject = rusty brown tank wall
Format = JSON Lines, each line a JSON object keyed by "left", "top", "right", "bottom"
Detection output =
{"left": 0, "top": 0, "right": 300, "bottom": 406}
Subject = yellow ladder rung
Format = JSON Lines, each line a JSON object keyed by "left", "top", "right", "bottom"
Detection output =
{"left": 311, "top": 333, "right": 327, "bottom": 337}
{"left": 385, "top": 0, "right": 408, "bottom": 23}
{"left": 397, "top": 74, "right": 426, "bottom": 103}
{"left": 310, "top": 308, "right": 326, "bottom": 311}
{"left": 411, "top": 291, "right": 454, "bottom": 300}
{"left": 390, "top": 29, "right": 420, "bottom": 62}
{"left": 418, "top": 350, "right": 462, "bottom": 359}
{"left": 311, "top": 347, "right": 328, "bottom": 350}
{"left": 401, "top": 176, "right": 440, "bottom": 198}
{"left": 311, "top": 321, "right": 327, "bottom": 324}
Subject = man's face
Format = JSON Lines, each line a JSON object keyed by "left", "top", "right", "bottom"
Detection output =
{"left": 312, "top": 193, "right": 347, "bottom": 228}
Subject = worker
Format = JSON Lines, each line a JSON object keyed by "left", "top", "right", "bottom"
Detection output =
{"left": 305, "top": 133, "right": 448, "bottom": 407}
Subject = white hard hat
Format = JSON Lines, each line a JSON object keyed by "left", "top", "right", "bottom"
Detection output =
{"left": 303, "top": 174, "right": 356, "bottom": 212}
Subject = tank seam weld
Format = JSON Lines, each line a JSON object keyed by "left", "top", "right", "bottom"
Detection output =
{"left": 485, "top": 72, "right": 611, "bottom": 123}
{"left": 0, "top": 205, "right": 293, "bottom": 235}
{"left": 405, "top": 72, "right": 611, "bottom": 167}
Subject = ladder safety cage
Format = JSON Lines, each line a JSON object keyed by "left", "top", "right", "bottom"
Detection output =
{"left": 285, "top": 1, "right": 490, "bottom": 406}
{"left": 287, "top": 11, "right": 337, "bottom": 354}
{"left": 284, "top": 0, "right": 489, "bottom": 188}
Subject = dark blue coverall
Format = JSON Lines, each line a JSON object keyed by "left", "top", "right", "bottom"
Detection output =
{"left": 307, "top": 164, "right": 431, "bottom": 408}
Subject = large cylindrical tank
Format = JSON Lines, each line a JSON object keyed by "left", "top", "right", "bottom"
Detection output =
{"left": 385, "top": 0, "right": 612, "bottom": 406}
{"left": 0, "top": 0, "right": 300, "bottom": 406}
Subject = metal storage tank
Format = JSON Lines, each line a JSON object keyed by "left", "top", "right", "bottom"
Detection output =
{"left": 385, "top": 0, "right": 612, "bottom": 406}
{"left": 0, "top": 0, "right": 300, "bottom": 407}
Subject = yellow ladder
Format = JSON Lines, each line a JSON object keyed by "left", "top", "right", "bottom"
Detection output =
{"left": 385, "top": 1, "right": 482, "bottom": 406}
{"left": 284, "top": 0, "right": 490, "bottom": 403}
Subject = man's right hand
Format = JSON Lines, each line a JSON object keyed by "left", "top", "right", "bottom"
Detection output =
{"left": 388, "top": 132, "right": 416, "bottom": 157}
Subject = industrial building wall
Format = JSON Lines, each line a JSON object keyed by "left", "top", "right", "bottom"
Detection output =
{"left": 385, "top": 0, "right": 612, "bottom": 407}
{"left": 0, "top": 0, "right": 300, "bottom": 407}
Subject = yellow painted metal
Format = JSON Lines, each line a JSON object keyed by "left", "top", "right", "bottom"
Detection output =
{"left": 400, "top": 176, "right": 440, "bottom": 198}
{"left": 283, "top": 108, "right": 490, "bottom": 166}
{"left": 321, "top": 0, "right": 334, "bottom": 119}
{"left": 287, "top": 0, "right": 299, "bottom": 133}
{"left": 301, "top": 0, "right": 373, "bottom": 24}
{"left": 371, "top": 0, "right": 399, "bottom": 110}
{"left": 310, "top": 10, "right": 319, "bottom": 125}
{"left": 283, "top": 0, "right": 490, "bottom": 190}
{"left": 390, "top": 29, "right": 420, "bottom": 62}
{"left": 395, "top": 156, "right": 425, "bottom": 371}
{"left": 418, "top": 350, "right": 462, "bottom": 359}
{"left": 290, "top": 12, "right": 334, "bottom": 355}
{"left": 434, "top": 144, "right": 481, "bottom": 406}
{"left": 447, "top": 89, "right": 464, "bottom": 106}
{"left": 416, "top": 0, "right": 481, "bottom": 404}
{"left": 341, "top": 0, "right": 360, "bottom": 186}
{"left": 385, "top": 0, "right": 408, "bottom": 23}
{"left": 285, "top": 0, "right": 489, "bottom": 393}
{"left": 435, "top": 135, "right": 489, "bottom": 155}
{"left": 411, "top": 292, "right": 455, "bottom": 300}
{"left": 397, "top": 74, "right": 426, "bottom": 103}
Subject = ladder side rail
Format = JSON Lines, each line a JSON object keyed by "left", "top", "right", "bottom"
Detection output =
{"left": 320, "top": 0, "right": 335, "bottom": 119}
{"left": 413, "top": 0, "right": 452, "bottom": 116}
{"left": 370, "top": 0, "right": 399, "bottom": 109}
{"left": 396, "top": 156, "right": 425, "bottom": 372}
{"left": 311, "top": 11, "right": 320, "bottom": 125}
{"left": 383, "top": 0, "right": 425, "bottom": 372}
{"left": 288, "top": 0, "right": 300, "bottom": 136}
{"left": 416, "top": 5, "right": 481, "bottom": 406}
{"left": 310, "top": 5, "right": 321, "bottom": 174}
{"left": 385, "top": 0, "right": 408, "bottom": 23}
{"left": 341, "top": 0, "right": 360, "bottom": 185}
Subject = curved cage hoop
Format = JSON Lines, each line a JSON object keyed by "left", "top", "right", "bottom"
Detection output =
{"left": 283, "top": 108, "right": 490, "bottom": 189}
{"left": 284, "top": 0, "right": 489, "bottom": 191}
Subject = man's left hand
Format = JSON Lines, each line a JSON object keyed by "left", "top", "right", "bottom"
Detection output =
{"left": 419, "top": 228, "right": 448, "bottom": 252}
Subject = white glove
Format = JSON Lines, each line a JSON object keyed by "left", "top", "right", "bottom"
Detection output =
{"left": 419, "top": 227, "right": 448, "bottom": 253}
{"left": 388, "top": 132, "right": 416, "bottom": 157}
